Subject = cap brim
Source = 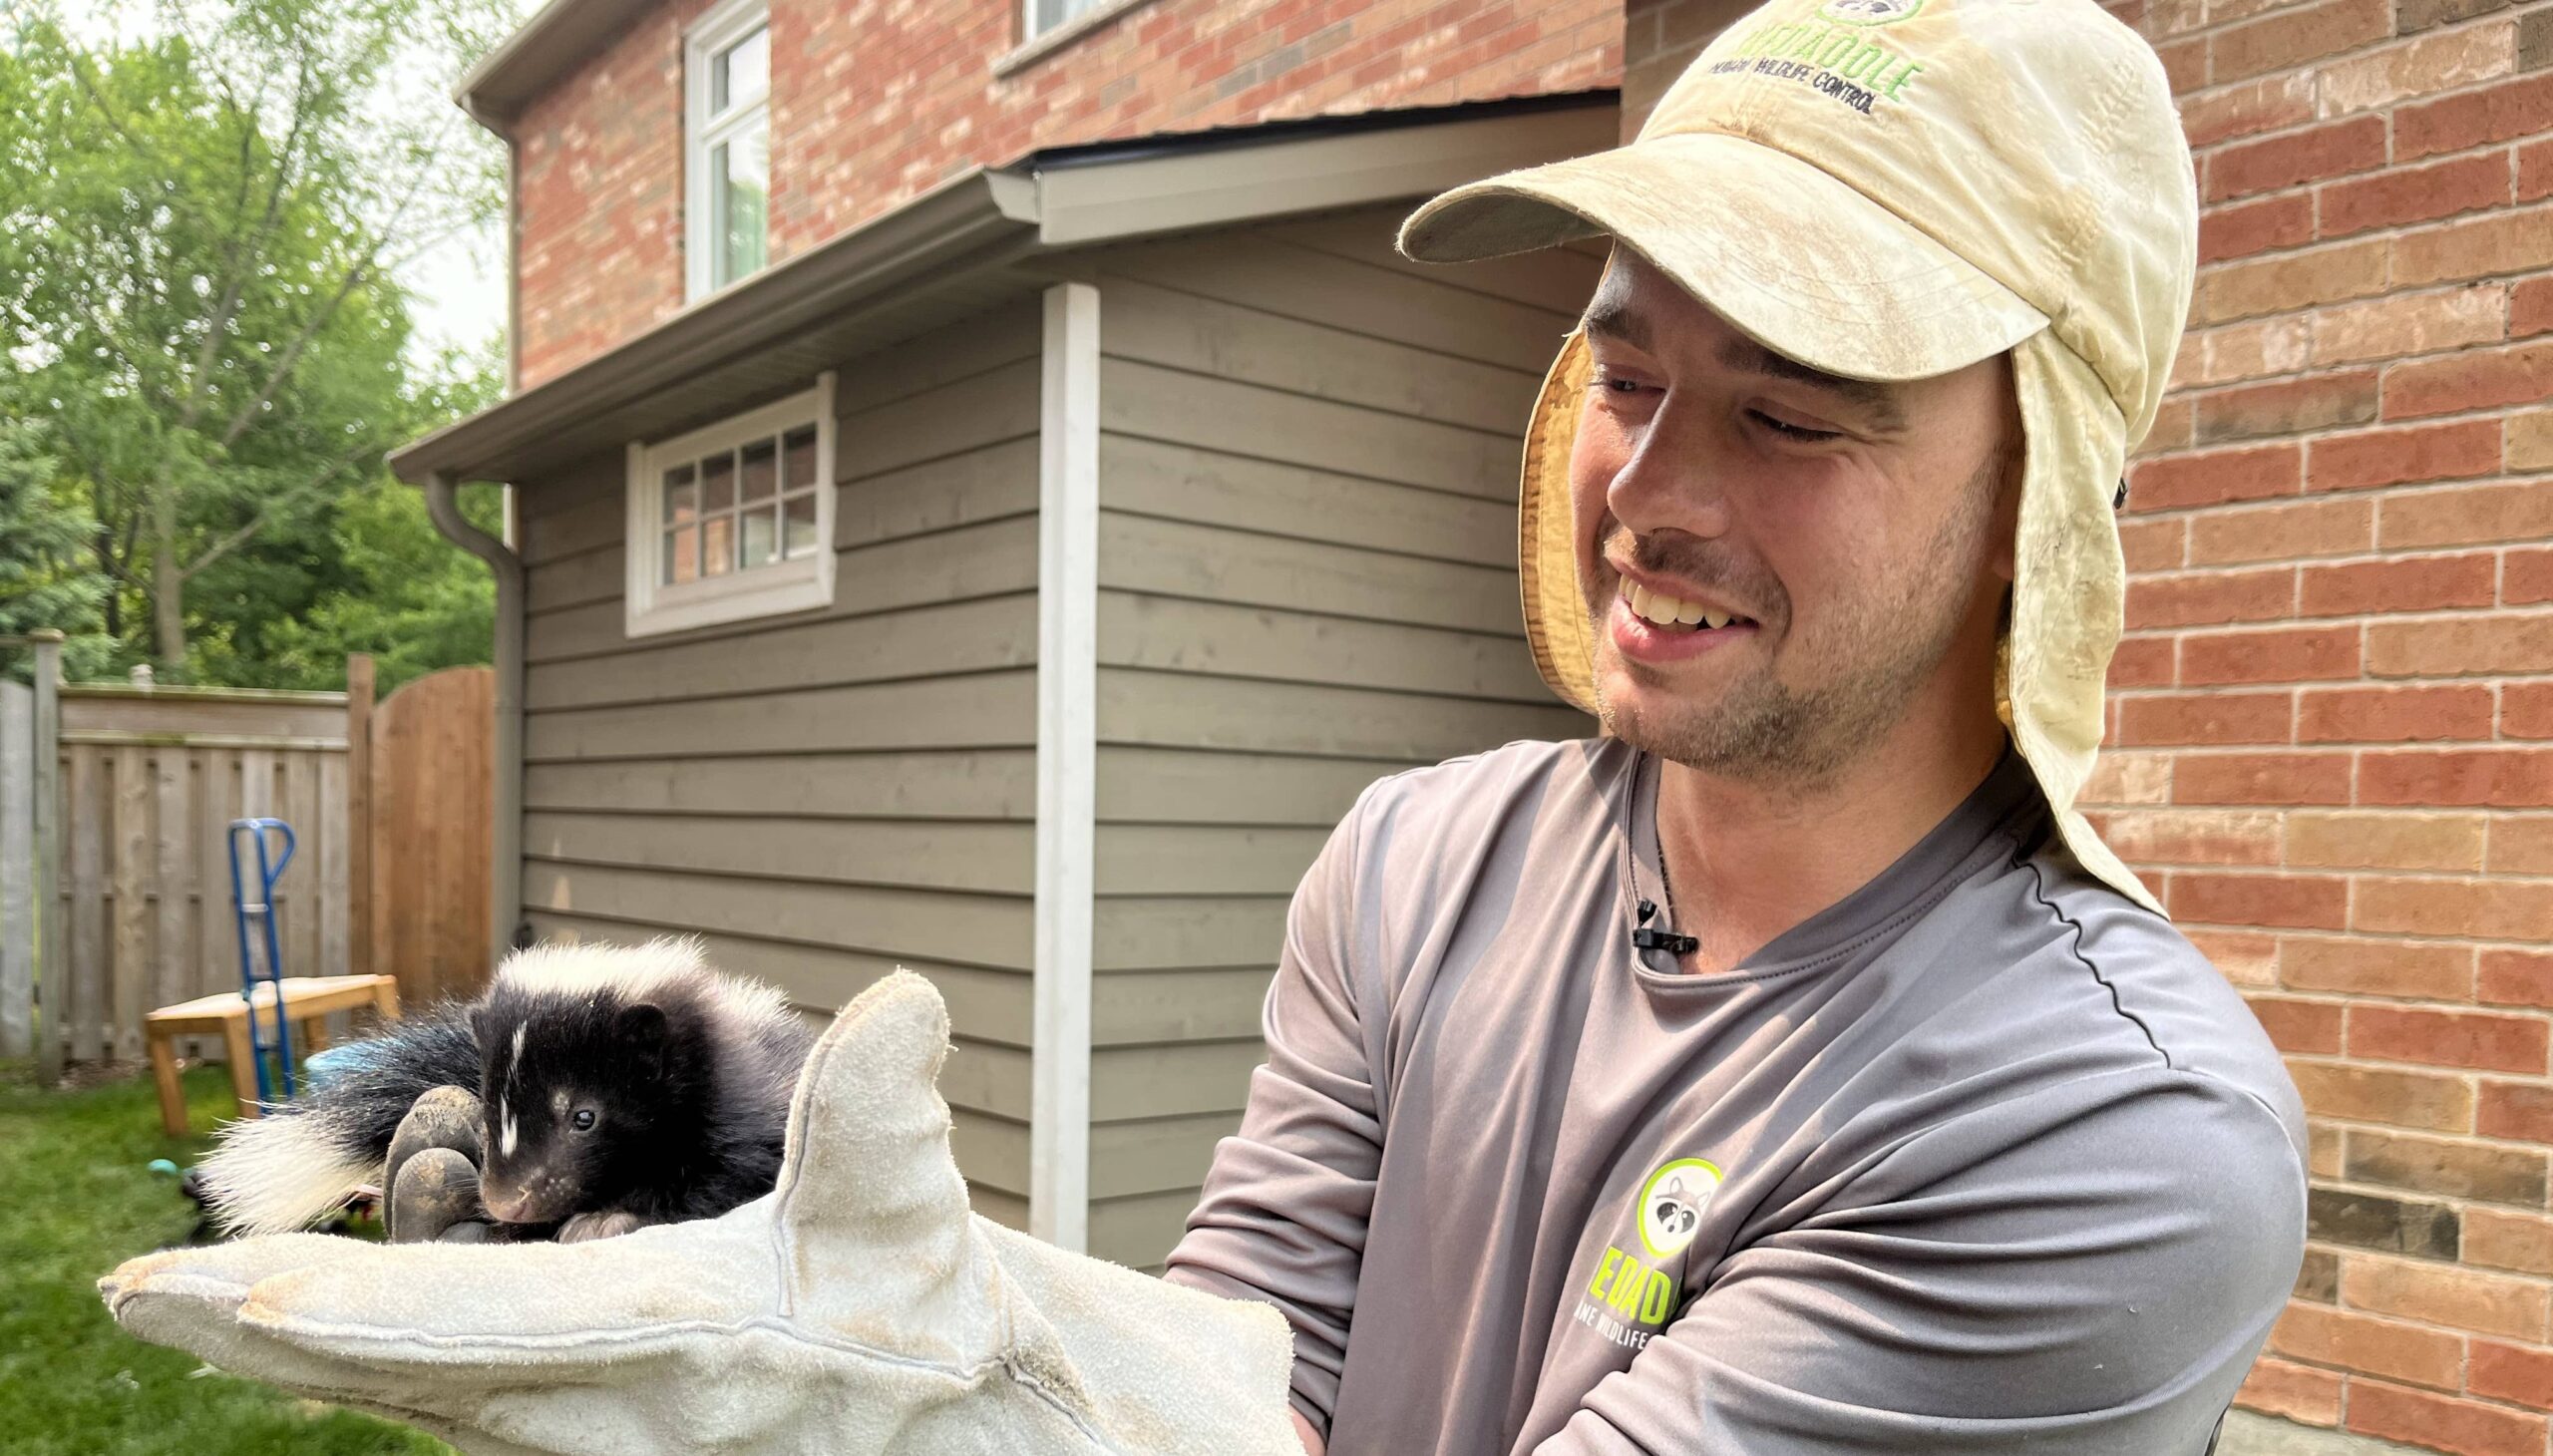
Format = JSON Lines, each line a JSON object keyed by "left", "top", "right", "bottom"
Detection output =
{"left": 1399, "top": 131, "right": 2048, "bottom": 381}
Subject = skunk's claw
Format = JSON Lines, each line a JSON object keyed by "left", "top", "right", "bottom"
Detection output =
{"left": 383, "top": 1087, "right": 490, "bottom": 1245}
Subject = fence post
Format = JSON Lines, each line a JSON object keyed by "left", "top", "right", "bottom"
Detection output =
{"left": 30, "top": 630, "right": 62, "bottom": 1086}
{"left": 1, "top": 679, "right": 29, "bottom": 1058}
{"left": 345, "top": 654, "right": 374, "bottom": 980}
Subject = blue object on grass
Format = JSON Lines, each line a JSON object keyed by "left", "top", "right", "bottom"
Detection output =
{"left": 148, "top": 1158, "right": 179, "bottom": 1176}
{"left": 226, "top": 818, "right": 299, "bottom": 1106}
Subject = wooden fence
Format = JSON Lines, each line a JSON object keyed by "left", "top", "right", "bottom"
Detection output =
{"left": 0, "top": 653, "right": 497, "bottom": 1072}
{"left": 55, "top": 684, "right": 355, "bottom": 1064}
{"left": 367, "top": 666, "right": 495, "bottom": 1008}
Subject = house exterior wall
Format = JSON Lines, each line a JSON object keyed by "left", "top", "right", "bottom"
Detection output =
{"left": 508, "top": 299, "right": 1047, "bottom": 1225}
{"left": 507, "top": 0, "right": 1623, "bottom": 391}
{"left": 1619, "top": 2, "right": 2553, "bottom": 1449}
{"left": 1075, "top": 203, "right": 1602, "bottom": 1269}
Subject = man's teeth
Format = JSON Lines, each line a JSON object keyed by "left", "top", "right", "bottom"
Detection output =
{"left": 1621, "top": 579, "right": 1734, "bottom": 631}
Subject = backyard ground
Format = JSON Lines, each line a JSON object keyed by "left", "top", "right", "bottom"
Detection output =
{"left": 0, "top": 1059, "right": 450, "bottom": 1456}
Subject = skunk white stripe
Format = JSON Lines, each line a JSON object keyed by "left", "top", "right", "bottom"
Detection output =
{"left": 500, "top": 1101, "right": 518, "bottom": 1158}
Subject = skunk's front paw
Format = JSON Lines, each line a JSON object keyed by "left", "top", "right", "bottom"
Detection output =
{"left": 385, "top": 1086, "right": 491, "bottom": 1245}
{"left": 556, "top": 1210, "right": 647, "bottom": 1243}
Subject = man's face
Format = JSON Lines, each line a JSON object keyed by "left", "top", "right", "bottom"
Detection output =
{"left": 1569, "top": 247, "right": 2020, "bottom": 785}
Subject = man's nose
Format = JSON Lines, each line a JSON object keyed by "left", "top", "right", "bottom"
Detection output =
{"left": 1604, "top": 398, "right": 1736, "bottom": 542}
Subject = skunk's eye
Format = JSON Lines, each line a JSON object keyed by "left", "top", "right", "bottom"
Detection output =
{"left": 570, "top": 1108, "right": 596, "bottom": 1132}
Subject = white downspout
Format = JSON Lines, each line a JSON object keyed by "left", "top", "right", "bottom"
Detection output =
{"left": 1030, "top": 280, "right": 1099, "bottom": 1253}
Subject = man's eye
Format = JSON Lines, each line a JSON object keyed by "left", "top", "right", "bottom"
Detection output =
{"left": 1595, "top": 372, "right": 1653, "bottom": 395}
{"left": 571, "top": 1109, "right": 596, "bottom": 1132}
{"left": 1749, "top": 409, "right": 1840, "bottom": 442}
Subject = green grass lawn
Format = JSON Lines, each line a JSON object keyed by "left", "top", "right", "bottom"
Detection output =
{"left": 0, "top": 1059, "right": 452, "bottom": 1456}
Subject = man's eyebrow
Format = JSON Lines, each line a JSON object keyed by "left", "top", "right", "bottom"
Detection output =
{"left": 1716, "top": 337, "right": 1907, "bottom": 431}
{"left": 1581, "top": 294, "right": 1649, "bottom": 353}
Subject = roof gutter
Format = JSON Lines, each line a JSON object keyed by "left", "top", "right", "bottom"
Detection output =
{"left": 388, "top": 168, "right": 1039, "bottom": 486}
{"left": 387, "top": 98, "right": 1612, "bottom": 490}
{"left": 422, "top": 472, "right": 526, "bottom": 972}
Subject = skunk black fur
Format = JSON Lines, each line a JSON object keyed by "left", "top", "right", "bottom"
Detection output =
{"left": 198, "top": 939, "right": 815, "bottom": 1240}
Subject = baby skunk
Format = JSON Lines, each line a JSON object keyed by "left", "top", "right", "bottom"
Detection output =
{"left": 199, "top": 938, "right": 815, "bottom": 1242}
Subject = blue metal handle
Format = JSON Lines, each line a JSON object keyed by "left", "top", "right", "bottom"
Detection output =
{"left": 227, "top": 818, "right": 299, "bottom": 1104}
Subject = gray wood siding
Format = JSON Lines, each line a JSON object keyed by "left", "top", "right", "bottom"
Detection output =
{"left": 514, "top": 301, "right": 1043, "bottom": 1219}
{"left": 1084, "top": 208, "right": 1601, "bottom": 1269}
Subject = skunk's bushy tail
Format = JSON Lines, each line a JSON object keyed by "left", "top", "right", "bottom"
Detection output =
{"left": 196, "top": 1002, "right": 482, "bottom": 1237}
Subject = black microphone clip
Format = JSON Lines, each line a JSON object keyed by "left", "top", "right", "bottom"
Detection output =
{"left": 1632, "top": 900, "right": 1699, "bottom": 955}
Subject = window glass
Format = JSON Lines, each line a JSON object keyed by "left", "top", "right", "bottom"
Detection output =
{"left": 783, "top": 426, "right": 818, "bottom": 489}
{"left": 713, "top": 25, "right": 767, "bottom": 113}
{"left": 1032, "top": 0, "right": 1109, "bottom": 34}
{"left": 743, "top": 504, "right": 779, "bottom": 566}
{"left": 713, "top": 119, "right": 769, "bottom": 289}
{"left": 654, "top": 415, "right": 821, "bottom": 585}
{"left": 783, "top": 493, "right": 819, "bottom": 559}
{"left": 702, "top": 516, "right": 734, "bottom": 577}
{"left": 741, "top": 438, "right": 777, "bottom": 503}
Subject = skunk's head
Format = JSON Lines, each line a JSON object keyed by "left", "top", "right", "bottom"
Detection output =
{"left": 471, "top": 979, "right": 713, "bottom": 1226}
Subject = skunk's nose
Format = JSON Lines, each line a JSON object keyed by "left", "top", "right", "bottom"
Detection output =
{"left": 483, "top": 1185, "right": 534, "bottom": 1223}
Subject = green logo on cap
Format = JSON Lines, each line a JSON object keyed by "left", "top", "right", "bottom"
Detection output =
{"left": 1821, "top": 0, "right": 1924, "bottom": 22}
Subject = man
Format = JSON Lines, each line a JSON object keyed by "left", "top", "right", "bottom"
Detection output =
{"left": 102, "top": 0, "right": 2304, "bottom": 1449}
{"left": 1160, "top": 0, "right": 2309, "bottom": 1451}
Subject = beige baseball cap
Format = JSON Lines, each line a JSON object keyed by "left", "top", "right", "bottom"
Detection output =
{"left": 1398, "top": 0, "right": 2197, "bottom": 914}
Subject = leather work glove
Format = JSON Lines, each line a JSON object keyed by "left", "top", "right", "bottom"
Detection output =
{"left": 101, "top": 971, "right": 1301, "bottom": 1456}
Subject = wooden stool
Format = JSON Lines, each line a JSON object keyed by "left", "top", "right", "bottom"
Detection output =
{"left": 145, "top": 974, "right": 403, "bottom": 1137}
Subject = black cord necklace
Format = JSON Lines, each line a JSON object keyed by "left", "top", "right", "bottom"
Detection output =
{"left": 1632, "top": 757, "right": 1700, "bottom": 956}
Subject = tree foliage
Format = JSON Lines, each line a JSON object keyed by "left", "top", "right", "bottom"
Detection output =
{"left": 0, "top": 404, "right": 118, "bottom": 681}
{"left": 0, "top": 0, "right": 514, "bottom": 684}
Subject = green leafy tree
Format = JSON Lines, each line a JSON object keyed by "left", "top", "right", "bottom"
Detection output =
{"left": 212, "top": 340, "right": 506, "bottom": 694}
{"left": 0, "top": 407, "right": 118, "bottom": 681}
{"left": 0, "top": 0, "right": 512, "bottom": 676}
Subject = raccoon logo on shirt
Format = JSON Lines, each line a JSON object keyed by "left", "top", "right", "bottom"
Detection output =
{"left": 1571, "top": 1157, "right": 1724, "bottom": 1351}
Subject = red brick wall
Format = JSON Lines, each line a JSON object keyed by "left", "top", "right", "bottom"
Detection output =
{"left": 2099, "top": 4, "right": 2553, "bottom": 1450}
{"left": 1624, "top": 2, "right": 2553, "bottom": 1451}
{"left": 507, "top": 0, "right": 1621, "bottom": 387}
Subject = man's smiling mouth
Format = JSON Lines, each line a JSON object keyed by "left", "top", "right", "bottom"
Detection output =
{"left": 1615, "top": 576, "right": 1755, "bottom": 634}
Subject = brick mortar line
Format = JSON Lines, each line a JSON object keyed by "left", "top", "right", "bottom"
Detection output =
{"left": 2177, "top": 918, "right": 2553, "bottom": 946}
{"left": 2292, "top": 1046, "right": 2553, "bottom": 1076}
{"left": 2269, "top": 1313, "right": 2553, "bottom": 1386}
{"left": 2171, "top": 287, "right": 2553, "bottom": 376}
{"left": 2187, "top": 106, "right": 2529, "bottom": 179}
{"left": 2124, "top": 550, "right": 2526, "bottom": 578}
{"left": 2196, "top": 195, "right": 2547, "bottom": 269}
{"left": 2151, "top": 1, "right": 2545, "bottom": 89}
{"left": 2296, "top": 1221, "right": 2553, "bottom": 1285}
{"left": 2132, "top": 860, "right": 2553, "bottom": 881}
{"left": 2120, "top": 603, "right": 2553, "bottom": 629}
{"left": 2245, "top": 988, "right": 2548, "bottom": 1007}
{"left": 2190, "top": 215, "right": 2549, "bottom": 294}
{"left": 2135, "top": 424, "right": 2553, "bottom": 471}
{"left": 2292, "top": 1106, "right": 2553, "bottom": 1146}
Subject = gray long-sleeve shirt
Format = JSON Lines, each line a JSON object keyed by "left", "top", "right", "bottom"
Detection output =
{"left": 1162, "top": 736, "right": 2308, "bottom": 1456}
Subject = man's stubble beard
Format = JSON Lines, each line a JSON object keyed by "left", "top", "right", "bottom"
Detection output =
{"left": 1588, "top": 448, "right": 2007, "bottom": 789}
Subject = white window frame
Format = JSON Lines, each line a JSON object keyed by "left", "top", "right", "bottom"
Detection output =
{"left": 623, "top": 373, "right": 836, "bottom": 639}
{"left": 683, "top": 0, "right": 771, "bottom": 302}
{"left": 1020, "top": 0, "right": 1138, "bottom": 43}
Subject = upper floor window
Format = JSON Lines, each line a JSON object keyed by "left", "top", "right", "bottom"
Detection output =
{"left": 624, "top": 373, "right": 837, "bottom": 638}
{"left": 1028, "top": 0, "right": 1113, "bottom": 37}
{"left": 685, "top": 0, "right": 770, "bottom": 300}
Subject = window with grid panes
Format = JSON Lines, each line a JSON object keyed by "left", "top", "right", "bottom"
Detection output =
{"left": 657, "top": 425, "right": 822, "bottom": 585}
{"left": 623, "top": 373, "right": 835, "bottom": 638}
